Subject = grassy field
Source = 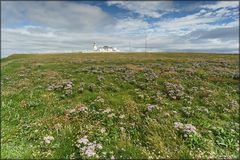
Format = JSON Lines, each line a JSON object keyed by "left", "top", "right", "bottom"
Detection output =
{"left": 1, "top": 52, "right": 239, "bottom": 159}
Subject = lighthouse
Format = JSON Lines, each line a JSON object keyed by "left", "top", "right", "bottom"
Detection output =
{"left": 93, "top": 42, "right": 98, "bottom": 51}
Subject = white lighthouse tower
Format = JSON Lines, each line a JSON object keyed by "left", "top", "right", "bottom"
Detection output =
{"left": 93, "top": 42, "right": 98, "bottom": 51}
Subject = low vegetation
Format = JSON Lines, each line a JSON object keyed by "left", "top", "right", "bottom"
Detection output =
{"left": 1, "top": 53, "right": 239, "bottom": 159}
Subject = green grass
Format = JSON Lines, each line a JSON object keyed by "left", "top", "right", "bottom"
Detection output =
{"left": 1, "top": 53, "right": 239, "bottom": 159}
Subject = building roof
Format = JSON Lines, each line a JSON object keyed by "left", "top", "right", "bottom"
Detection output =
{"left": 103, "top": 46, "right": 113, "bottom": 49}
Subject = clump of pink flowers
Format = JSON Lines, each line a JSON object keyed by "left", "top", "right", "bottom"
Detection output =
{"left": 164, "top": 82, "right": 185, "bottom": 100}
{"left": 76, "top": 136, "right": 103, "bottom": 158}
{"left": 77, "top": 136, "right": 89, "bottom": 145}
{"left": 174, "top": 122, "right": 197, "bottom": 135}
{"left": 146, "top": 104, "right": 157, "bottom": 111}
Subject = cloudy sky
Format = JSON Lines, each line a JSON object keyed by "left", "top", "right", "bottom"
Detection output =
{"left": 1, "top": 1, "right": 239, "bottom": 57}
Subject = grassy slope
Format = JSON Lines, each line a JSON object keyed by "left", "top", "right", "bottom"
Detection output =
{"left": 1, "top": 53, "right": 239, "bottom": 159}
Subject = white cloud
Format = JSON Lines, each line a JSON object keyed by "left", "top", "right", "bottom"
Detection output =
{"left": 154, "top": 4, "right": 239, "bottom": 37}
{"left": 202, "top": 1, "right": 239, "bottom": 10}
{"left": 107, "top": 1, "right": 174, "bottom": 18}
{"left": 2, "top": 1, "right": 114, "bottom": 32}
{"left": 3, "top": 26, "right": 56, "bottom": 38}
{"left": 114, "top": 18, "right": 150, "bottom": 33}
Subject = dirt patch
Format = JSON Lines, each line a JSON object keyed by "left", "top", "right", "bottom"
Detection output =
{"left": 124, "top": 64, "right": 145, "bottom": 72}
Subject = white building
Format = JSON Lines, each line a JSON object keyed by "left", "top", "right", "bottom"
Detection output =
{"left": 93, "top": 42, "right": 120, "bottom": 52}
